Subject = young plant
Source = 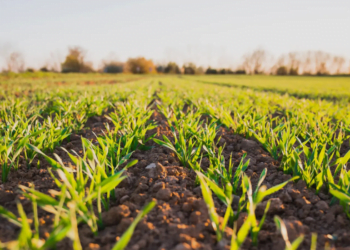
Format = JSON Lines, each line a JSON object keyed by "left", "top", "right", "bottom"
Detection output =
{"left": 243, "top": 171, "right": 298, "bottom": 247}
{"left": 0, "top": 137, "right": 22, "bottom": 183}
{"left": 154, "top": 126, "right": 202, "bottom": 168}
{"left": 0, "top": 201, "right": 71, "bottom": 250}
{"left": 196, "top": 171, "right": 233, "bottom": 243}
{"left": 24, "top": 145, "right": 132, "bottom": 232}
{"left": 274, "top": 216, "right": 304, "bottom": 250}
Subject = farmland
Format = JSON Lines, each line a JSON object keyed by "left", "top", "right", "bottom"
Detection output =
{"left": 0, "top": 73, "right": 350, "bottom": 250}
{"left": 187, "top": 75, "right": 350, "bottom": 102}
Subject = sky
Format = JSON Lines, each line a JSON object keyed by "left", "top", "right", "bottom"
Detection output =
{"left": 0, "top": 0, "right": 349, "bottom": 70}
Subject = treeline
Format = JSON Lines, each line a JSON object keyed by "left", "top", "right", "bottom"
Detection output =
{"left": 101, "top": 49, "right": 350, "bottom": 76}
{"left": 2, "top": 47, "right": 350, "bottom": 76}
{"left": 241, "top": 49, "right": 350, "bottom": 76}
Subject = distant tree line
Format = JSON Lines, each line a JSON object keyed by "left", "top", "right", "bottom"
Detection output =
{"left": 2, "top": 46, "right": 350, "bottom": 76}
{"left": 240, "top": 49, "right": 350, "bottom": 76}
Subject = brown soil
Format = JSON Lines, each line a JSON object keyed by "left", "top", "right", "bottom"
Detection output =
{"left": 1, "top": 111, "right": 350, "bottom": 250}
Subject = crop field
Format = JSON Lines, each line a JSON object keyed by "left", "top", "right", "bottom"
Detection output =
{"left": 1, "top": 74, "right": 350, "bottom": 250}
{"left": 189, "top": 75, "right": 350, "bottom": 102}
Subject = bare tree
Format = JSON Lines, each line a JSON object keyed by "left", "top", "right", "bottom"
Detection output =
{"left": 272, "top": 54, "right": 287, "bottom": 75}
{"left": 331, "top": 56, "right": 346, "bottom": 75}
{"left": 250, "top": 50, "right": 348, "bottom": 76}
{"left": 287, "top": 52, "right": 301, "bottom": 75}
{"left": 6, "top": 52, "right": 25, "bottom": 72}
{"left": 301, "top": 51, "right": 313, "bottom": 75}
{"left": 242, "top": 49, "right": 267, "bottom": 74}
{"left": 276, "top": 55, "right": 287, "bottom": 68}
{"left": 314, "top": 51, "right": 330, "bottom": 75}
{"left": 48, "top": 51, "right": 64, "bottom": 72}
{"left": 41, "top": 51, "right": 63, "bottom": 72}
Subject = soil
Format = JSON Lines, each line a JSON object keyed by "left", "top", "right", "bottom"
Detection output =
{"left": 1, "top": 110, "right": 350, "bottom": 250}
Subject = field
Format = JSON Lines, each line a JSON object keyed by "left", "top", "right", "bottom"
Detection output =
{"left": 189, "top": 75, "right": 350, "bottom": 102}
{"left": 0, "top": 73, "right": 350, "bottom": 250}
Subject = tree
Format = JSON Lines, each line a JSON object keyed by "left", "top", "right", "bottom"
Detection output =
{"left": 332, "top": 56, "right": 345, "bottom": 75}
{"left": 205, "top": 68, "right": 217, "bottom": 74}
{"left": 44, "top": 51, "right": 63, "bottom": 72}
{"left": 164, "top": 62, "right": 180, "bottom": 74}
{"left": 219, "top": 69, "right": 227, "bottom": 74}
{"left": 40, "top": 67, "right": 49, "bottom": 72}
{"left": 125, "top": 57, "right": 156, "bottom": 74}
{"left": 234, "top": 69, "right": 246, "bottom": 74}
{"left": 156, "top": 65, "right": 165, "bottom": 73}
{"left": 301, "top": 51, "right": 313, "bottom": 75}
{"left": 276, "top": 66, "right": 288, "bottom": 75}
{"left": 183, "top": 63, "right": 197, "bottom": 74}
{"left": 61, "top": 47, "right": 93, "bottom": 73}
{"left": 242, "top": 49, "right": 267, "bottom": 74}
{"left": 314, "top": 51, "right": 330, "bottom": 75}
{"left": 206, "top": 68, "right": 234, "bottom": 74}
{"left": 196, "top": 66, "right": 205, "bottom": 75}
{"left": 6, "top": 52, "right": 25, "bottom": 73}
{"left": 287, "top": 52, "right": 300, "bottom": 75}
{"left": 103, "top": 61, "right": 124, "bottom": 73}
{"left": 26, "top": 68, "right": 35, "bottom": 73}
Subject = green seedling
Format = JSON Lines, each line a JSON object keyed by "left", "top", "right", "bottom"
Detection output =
{"left": 196, "top": 171, "right": 233, "bottom": 243}
{"left": 274, "top": 216, "right": 304, "bottom": 250}
{"left": 154, "top": 126, "right": 202, "bottom": 168}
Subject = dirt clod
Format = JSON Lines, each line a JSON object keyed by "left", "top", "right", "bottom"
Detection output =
{"left": 174, "top": 243, "right": 191, "bottom": 250}
{"left": 316, "top": 200, "right": 329, "bottom": 211}
{"left": 102, "top": 205, "right": 131, "bottom": 226}
{"left": 156, "top": 188, "right": 172, "bottom": 201}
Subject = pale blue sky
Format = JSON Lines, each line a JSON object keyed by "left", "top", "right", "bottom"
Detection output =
{"left": 0, "top": 0, "right": 349, "bottom": 69}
